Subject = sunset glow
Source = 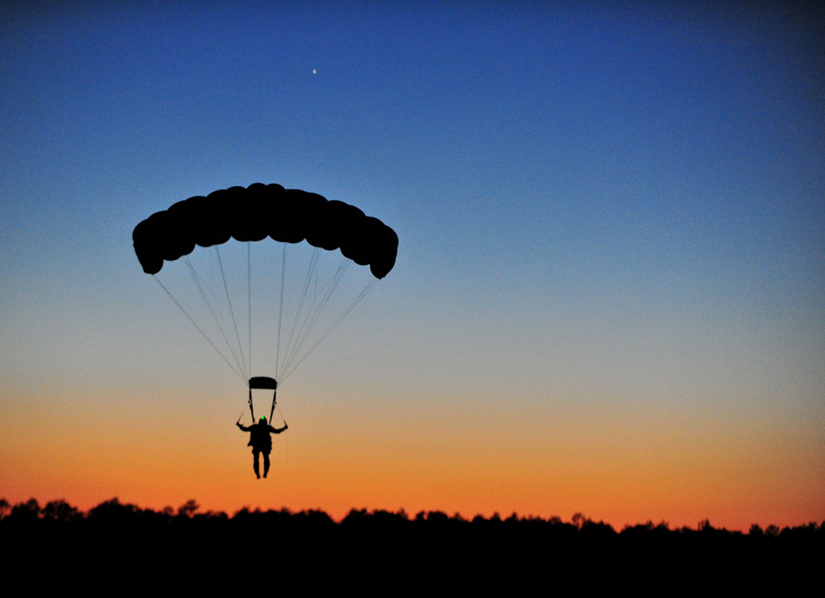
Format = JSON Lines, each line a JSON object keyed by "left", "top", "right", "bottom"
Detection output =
{"left": 1, "top": 2, "right": 822, "bottom": 532}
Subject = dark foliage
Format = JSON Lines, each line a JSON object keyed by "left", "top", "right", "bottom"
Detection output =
{"left": 1, "top": 497, "right": 821, "bottom": 591}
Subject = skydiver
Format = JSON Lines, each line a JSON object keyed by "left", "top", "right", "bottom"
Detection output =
{"left": 237, "top": 416, "right": 288, "bottom": 479}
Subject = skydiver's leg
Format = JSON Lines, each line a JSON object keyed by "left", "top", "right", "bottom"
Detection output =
{"left": 252, "top": 450, "right": 261, "bottom": 479}
{"left": 263, "top": 452, "right": 271, "bottom": 478}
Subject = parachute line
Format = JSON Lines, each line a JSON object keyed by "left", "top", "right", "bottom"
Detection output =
{"left": 280, "top": 249, "right": 333, "bottom": 377}
{"left": 182, "top": 256, "right": 248, "bottom": 379}
{"left": 248, "top": 242, "right": 252, "bottom": 380}
{"left": 215, "top": 246, "right": 248, "bottom": 378}
{"left": 281, "top": 277, "right": 377, "bottom": 382}
{"left": 275, "top": 243, "right": 286, "bottom": 380}
{"left": 153, "top": 276, "right": 247, "bottom": 385}
{"left": 280, "top": 256, "right": 351, "bottom": 377}
{"left": 280, "top": 247, "right": 320, "bottom": 375}
{"left": 202, "top": 255, "right": 232, "bottom": 340}
{"left": 184, "top": 256, "right": 247, "bottom": 378}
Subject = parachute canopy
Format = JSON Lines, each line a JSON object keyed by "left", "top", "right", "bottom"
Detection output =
{"left": 133, "top": 183, "right": 398, "bottom": 279}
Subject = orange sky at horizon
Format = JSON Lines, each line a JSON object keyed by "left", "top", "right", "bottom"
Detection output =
{"left": 2, "top": 384, "right": 821, "bottom": 531}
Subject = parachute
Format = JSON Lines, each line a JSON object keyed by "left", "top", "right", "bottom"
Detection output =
{"left": 133, "top": 183, "right": 398, "bottom": 419}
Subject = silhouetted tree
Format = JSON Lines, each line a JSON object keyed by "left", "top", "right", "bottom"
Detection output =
{"left": 42, "top": 499, "right": 81, "bottom": 522}
{"left": 10, "top": 498, "right": 40, "bottom": 521}
{"left": 177, "top": 499, "right": 200, "bottom": 517}
{"left": 749, "top": 524, "right": 764, "bottom": 536}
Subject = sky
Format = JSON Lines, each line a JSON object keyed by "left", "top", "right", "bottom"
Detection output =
{"left": 1, "top": 1, "right": 823, "bottom": 530}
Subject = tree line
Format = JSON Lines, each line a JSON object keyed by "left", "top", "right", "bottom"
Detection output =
{"left": 1, "top": 497, "right": 821, "bottom": 590}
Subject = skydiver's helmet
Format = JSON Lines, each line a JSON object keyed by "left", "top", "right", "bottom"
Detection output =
{"left": 260, "top": 416, "right": 267, "bottom": 425}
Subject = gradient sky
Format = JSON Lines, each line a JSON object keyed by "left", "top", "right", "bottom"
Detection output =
{"left": 1, "top": 1, "right": 823, "bottom": 530}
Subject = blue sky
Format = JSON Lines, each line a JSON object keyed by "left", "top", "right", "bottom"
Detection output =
{"left": 1, "top": 1, "right": 823, "bottom": 526}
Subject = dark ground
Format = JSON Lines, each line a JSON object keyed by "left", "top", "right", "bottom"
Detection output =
{"left": 1, "top": 497, "right": 821, "bottom": 592}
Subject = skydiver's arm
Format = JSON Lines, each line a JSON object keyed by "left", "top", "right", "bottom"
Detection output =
{"left": 270, "top": 423, "right": 288, "bottom": 434}
{"left": 237, "top": 423, "right": 251, "bottom": 432}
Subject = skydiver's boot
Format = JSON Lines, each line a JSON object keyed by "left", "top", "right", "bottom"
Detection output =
{"left": 263, "top": 454, "right": 270, "bottom": 478}
{"left": 253, "top": 453, "right": 261, "bottom": 479}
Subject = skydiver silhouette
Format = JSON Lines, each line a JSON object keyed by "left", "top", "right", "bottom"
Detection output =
{"left": 237, "top": 416, "right": 288, "bottom": 479}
